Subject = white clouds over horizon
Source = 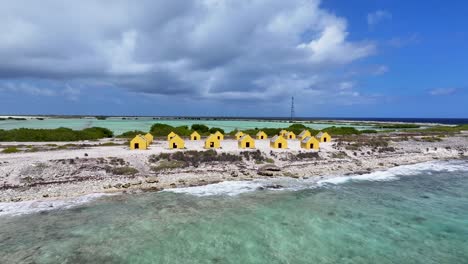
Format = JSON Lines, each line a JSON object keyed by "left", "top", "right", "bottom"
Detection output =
{"left": 0, "top": 0, "right": 377, "bottom": 104}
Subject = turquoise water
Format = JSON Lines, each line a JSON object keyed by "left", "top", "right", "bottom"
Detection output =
{"left": 0, "top": 117, "right": 375, "bottom": 134}
{"left": 1, "top": 160, "right": 468, "bottom": 263}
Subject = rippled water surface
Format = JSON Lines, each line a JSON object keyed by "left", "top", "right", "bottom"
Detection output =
{"left": 1, "top": 161, "right": 468, "bottom": 263}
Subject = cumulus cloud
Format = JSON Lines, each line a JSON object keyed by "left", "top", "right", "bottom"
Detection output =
{"left": 0, "top": 0, "right": 376, "bottom": 103}
{"left": 367, "top": 10, "right": 392, "bottom": 27}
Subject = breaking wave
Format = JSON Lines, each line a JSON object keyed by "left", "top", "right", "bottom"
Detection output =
{"left": 0, "top": 193, "right": 114, "bottom": 217}
{"left": 166, "top": 160, "right": 468, "bottom": 197}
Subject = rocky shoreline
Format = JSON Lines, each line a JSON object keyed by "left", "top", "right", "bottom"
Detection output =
{"left": 0, "top": 135, "right": 467, "bottom": 204}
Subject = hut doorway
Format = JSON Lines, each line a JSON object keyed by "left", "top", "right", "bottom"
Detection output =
{"left": 246, "top": 142, "right": 250, "bottom": 148}
{"left": 278, "top": 143, "right": 282, "bottom": 148}
{"left": 210, "top": 142, "right": 214, "bottom": 148}
{"left": 173, "top": 143, "right": 177, "bottom": 148}
{"left": 324, "top": 138, "right": 327, "bottom": 142}
{"left": 310, "top": 143, "right": 314, "bottom": 149}
{"left": 134, "top": 143, "right": 139, "bottom": 149}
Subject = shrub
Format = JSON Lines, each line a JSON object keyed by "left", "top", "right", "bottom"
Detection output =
{"left": 151, "top": 160, "right": 187, "bottom": 172}
{"left": 296, "top": 152, "right": 320, "bottom": 159}
{"left": 117, "top": 130, "right": 146, "bottom": 138}
{"left": 109, "top": 166, "right": 138, "bottom": 175}
{"left": 149, "top": 150, "right": 241, "bottom": 167}
{"left": 191, "top": 124, "right": 210, "bottom": 133}
{"left": 2, "top": 147, "right": 20, "bottom": 153}
{"left": 240, "top": 150, "right": 266, "bottom": 162}
{"left": 0, "top": 127, "right": 113, "bottom": 142}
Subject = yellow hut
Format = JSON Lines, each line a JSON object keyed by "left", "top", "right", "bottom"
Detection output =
{"left": 286, "top": 131, "right": 296, "bottom": 140}
{"left": 238, "top": 135, "right": 255, "bottom": 149}
{"left": 205, "top": 134, "right": 221, "bottom": 149}
{"left": 144, "top": 133, "right": 154, "bottom": 143}
{"left": 169, "top": 135, "right": 185, "bottom": 149}
{"left": 279, "top": 130, "right": 288, "bottom": 137}
{"left": 235, "top": 131, "right": 244, "bottom": 140}
{"left": 167, "top": 131, "right": 177, "bottom": 141}
{"left": 190, "top": 131, "right": 201, "bottom": 140}
{"left": 270, "top": 135, "right": 288, "bottom": 149}
{"left": 256, "top": 131, "right": 268, "bottom": 140}
{"left": 301, "top": 136, "right": 320, "bottom": 150}
{"left": 316, "top": 132, "right": 331, "bottom": 143}
{"left": 130, "top": 135, "right": 148, "bottom": 150}
{"left": 298, "top": 130, "right": 311, "bottom": 140}
{"left": 214, "top": 131, "right": 224, "bottom": 140}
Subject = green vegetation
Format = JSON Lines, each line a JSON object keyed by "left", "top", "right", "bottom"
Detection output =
{"left": 109, "top": 166, "right": 139, "bottom": 175}
{"left": 151, "top": 160, "right": 187, "bottom": 172}
{"left": 0, "top": 117, "right": 27, "bottom": 121}
{"left": 100, "top": 142, "right": 121, "bottom": 146}
{"left": 322, "top": 126, "right": 361, "bottom": 135}
{"left": 149, "top": 150, "right": 242, "bottom": 167}
{"left": 359, "top": 129, "right": 378, "bottom": 134}
{"left": 0, "top": 127, "right": 113, "bottom": 142}
{"left": 375, "top": 124, "right": 420, "bottom": 129}
{"left": 116, "top": 130, "right": 146, "bottom": 138}
{"left": 419, "top": 136, "right": 443, "bottom": 142}
{"left": 1, "top": 147, "right": 20, "bottom": 153}
{"left": 149, "top": 123, "right": 225, "bottom": 137}
{"left": 95, "top": 116, "right": 108, "bottom": 120}
{"left": 240, "top": 150, "right": 268, "bottom": 163}
{"left": 417, "top": 124, "right": 468, "bottom": 133}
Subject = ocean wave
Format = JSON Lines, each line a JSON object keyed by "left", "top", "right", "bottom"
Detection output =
{"left": 0, "top": 193, "right": 114, "bottom": 217}
{"left": 166, "top": 160, "right": 468, "bottom": 197}
{"left": 319, "top": 160, "right": 468, "bottom": 185}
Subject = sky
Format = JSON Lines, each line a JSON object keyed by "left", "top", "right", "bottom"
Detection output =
{"left": 0, "top": 0, "right": 466, "bottom": 118}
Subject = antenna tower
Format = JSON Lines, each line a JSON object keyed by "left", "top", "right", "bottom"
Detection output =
{"left": 290, "top": 96, "right": 295, "bottom": 122}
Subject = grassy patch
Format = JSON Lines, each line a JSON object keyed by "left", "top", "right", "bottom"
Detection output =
{"left": 149, "top": 150, "right": 242, "bottom": 167}
{"left": 1, "top": 147, "right": 20, "bottom": 154}
{"left": 419, "top": 136, "right": 443, "bottom": 142}
{"left": 151, "top": 160, "right": 187, "bottom": 172}
{"left": 110, "top": 166, "right": 138, "bottom": 175}
{"left": 331, "top": 152, "right": 349, "bottom": 159}
{"left": 0, "top": 127, "right": 113, "bottom": 142}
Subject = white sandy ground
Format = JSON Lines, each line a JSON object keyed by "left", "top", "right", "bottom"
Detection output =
{"left": 0, "top": 135, "right": 467, "bottom": 209}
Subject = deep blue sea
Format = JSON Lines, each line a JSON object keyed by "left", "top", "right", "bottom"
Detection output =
{"left": 1, "top": 160, "right": 468, "bottom": 263}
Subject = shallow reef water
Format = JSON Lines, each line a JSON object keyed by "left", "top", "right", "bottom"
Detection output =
{"left": 1, "top": 160, "right": 468, "bottom": 263}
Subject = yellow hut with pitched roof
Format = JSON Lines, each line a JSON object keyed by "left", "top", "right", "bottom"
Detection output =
{"left": 144, "top": 133, "right": 154, "bottom": 143}
{"left": 298, "top": 130, "right": 311, "bottom": 140}
{"left": 167, "top": 131, "right": 177, "bottom": 141}
{"left": 256, "top": 131, "right": 268, "bottom": 140}
{"left": 214, "top": 131, "right": 224, "bottom": 140}
{"left": 270, "top": 135, "right": 288, "bottom": 149}
{"left": 130, "top": 135, "right": 148, "bottom": 150}
{"left": 286, "top": 131, "right": 296, "bottom": 140}
{"left": 235, "top": 131, "right": 244, "bottom": 140}
{"left": 190, "top": 131, "right": 201, "bottom": 140}
{"left": 301, "top": 136, "right": 320, "bottom": 150}
{"left": 205, "top": 134, "right": 221, "bottom": 149}
{"left": 238, "top": 134, "right": 255, "bottom": 149}
{"left": 279, "top": 130, "right": 288, "bottom": 137}
{"left": 316, "top": 132, "right": 331, "bottom": 143}
{"left": 169, "top": 134, "right": 185, "bottom": 149}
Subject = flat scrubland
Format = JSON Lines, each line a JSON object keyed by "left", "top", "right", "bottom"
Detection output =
{"left": 0, "top": 131, "right": 467, "bottom": 203}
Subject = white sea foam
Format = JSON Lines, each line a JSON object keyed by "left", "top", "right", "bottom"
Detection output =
{"left": 167, "top": 160, "right": 468, "bottom": 197}
{"left": 319, "top": 160, "right": 468, "bottom": 185}
{"left": 167, "top": 181, "right": 266, "bottom": 196}
{"left": 0, "top": 193, "right": 114, "bottom": 217}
